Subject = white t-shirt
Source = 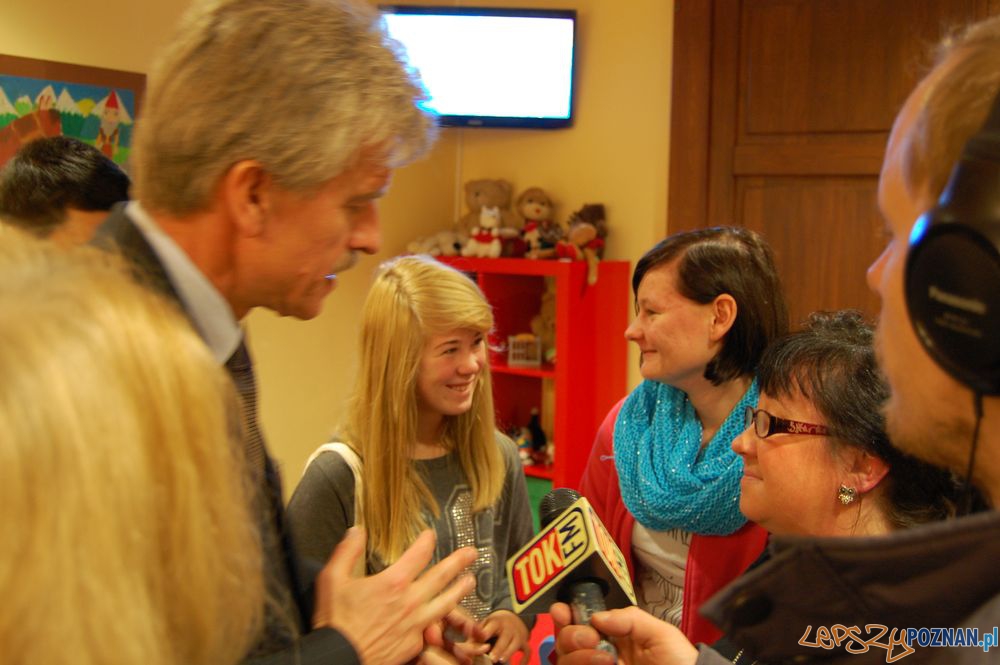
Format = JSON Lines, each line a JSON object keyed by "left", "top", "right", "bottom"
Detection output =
{"left": 631, "top": 523, "right": 691, "bottom": 628}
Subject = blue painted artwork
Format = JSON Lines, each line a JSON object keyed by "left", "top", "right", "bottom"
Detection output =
{"left": 0, "top": 74, "right": 137, "bottom": 166}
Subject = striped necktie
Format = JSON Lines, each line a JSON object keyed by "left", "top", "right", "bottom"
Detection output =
{"left": 225, "top": 339, "right": 302, "bottom": 652}
{"left": 226, "top": 340, "right": 266, "bottom": 479}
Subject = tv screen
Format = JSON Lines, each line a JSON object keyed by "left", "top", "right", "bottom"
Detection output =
{"left": 380, "top": 6, "right": 577, "bottom": 129}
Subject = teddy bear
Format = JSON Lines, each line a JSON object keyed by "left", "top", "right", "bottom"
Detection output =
{"left": 516, "top": 187, "right": 566, "bottom": 258}
{"left": 406, "top": 229, "right": 463, "bottom": 257}
{"left": 461, "top": 205, "right": 504, "bottom": 257}
{"left": 530, "top": 278, "right": 558, "bottom": 363}
{"left": 458, "top": 178, "right": 520, "bottom": 238}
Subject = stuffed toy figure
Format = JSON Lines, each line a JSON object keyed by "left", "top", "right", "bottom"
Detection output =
{"left": 406, "top": 229, "right": 463, "bottom": 257}
{"left": 567, "top": 203, "right": 608, "bottom": 258}
{"left": 555, "top": 219, "right": 604, "bottom": 285}
{"left": 530, "top": 278, "right": 557, "bottom": 363}
{"left": 461, "top": 205, "right": 504, "bottom": 257}
{"left": 517, "top": 187, "right": 565, "bottom": 258}
{"left": 458, "top": 179, "right": 520, "bottom": 237}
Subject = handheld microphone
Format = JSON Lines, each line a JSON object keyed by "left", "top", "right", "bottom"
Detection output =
{"left": 506, "top": 488, "right": 636, "bottom": 655}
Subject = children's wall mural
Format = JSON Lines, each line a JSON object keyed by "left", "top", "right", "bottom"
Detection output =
{"left": 0, "top": 55, "right": 144, "bottom": 169}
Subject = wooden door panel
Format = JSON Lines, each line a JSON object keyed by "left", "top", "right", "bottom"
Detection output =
{"left": 671, "top": 0, "right": 1000, "bottom": 327}
{"left": 741, "top": 0, "right": 985, "bottom": 137}
{"left": 738, "top": 177, "right": 883, "bottom": 326}
{"left": 732, "top": 138, "right": 886, "bottom": 176}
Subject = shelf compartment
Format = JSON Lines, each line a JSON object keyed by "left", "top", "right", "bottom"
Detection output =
{"left": 491, "top": 358, "right": 556, "bottom": 379}
{"left": 438, "top": 256, "right": 630, "bottom": 490}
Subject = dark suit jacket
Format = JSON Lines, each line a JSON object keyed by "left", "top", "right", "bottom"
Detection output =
{"left": 94, "top": 203, "right": 360, "bottom": 665}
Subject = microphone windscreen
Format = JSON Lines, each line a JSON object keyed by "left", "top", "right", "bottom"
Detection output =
{"left": 539, "top": 487, "right": 581, "bottom": 527}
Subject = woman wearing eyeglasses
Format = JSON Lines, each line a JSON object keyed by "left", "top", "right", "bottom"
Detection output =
{"left": 555, "top": 310, "right": 977, "bottom": 665}
{"left": 579, "top": 227, "right": 788, "bottom": 645}
{"left": 732, "top": 310, "right": 972, "bottom": 544}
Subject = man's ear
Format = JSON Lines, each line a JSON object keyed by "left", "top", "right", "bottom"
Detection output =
{"left": 709, "top": 294, "right": 738, "bottom": 341}
{"left": 846, "top": 450, "right": 891, "bottom": 495}
{"left": 219, "top": 160, "right": 270, "bottom": 238}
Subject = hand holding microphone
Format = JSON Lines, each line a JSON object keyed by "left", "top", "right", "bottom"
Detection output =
{"left": 505, "top": 488, "right": 636, "bottom": 658}
{"left": 551, "top": 604, "right": 701, "bottom": 665}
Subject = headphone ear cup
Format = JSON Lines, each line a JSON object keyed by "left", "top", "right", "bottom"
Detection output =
{"left": 906, "top": 206, "right": 1000, "bottom": 395}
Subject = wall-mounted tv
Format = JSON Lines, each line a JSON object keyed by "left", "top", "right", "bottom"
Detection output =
{"left": 380, "top": 5, "right": 577, "bottom": 129}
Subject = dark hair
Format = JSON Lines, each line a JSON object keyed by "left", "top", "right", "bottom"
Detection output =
{"left": 758, "top": 310, "right": 982, "bottom": 528}
{"left": 0, "top": 136, "right": 130, "bottom": 236}
{"left": 633, "top": 226, "right": 788, "bottom": 385}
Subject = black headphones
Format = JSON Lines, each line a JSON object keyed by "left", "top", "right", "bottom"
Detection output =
{"left": 905, "top": 89, "right": 1000, "bottom": 395}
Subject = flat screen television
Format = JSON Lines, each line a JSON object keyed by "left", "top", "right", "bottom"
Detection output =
{"left": 380, "top": 5, "right": 577, "bottom": 129}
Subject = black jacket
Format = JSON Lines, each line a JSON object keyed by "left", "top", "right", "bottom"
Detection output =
{"left": 93, "top": 204, "right": 360, "bottom": 665}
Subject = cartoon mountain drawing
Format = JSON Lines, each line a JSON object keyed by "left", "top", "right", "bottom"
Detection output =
{"left": 35, "top": 85, "right": 57, "bottom": 110}
{"left": 0, "top": 87, "right": 17, "bottom": 121}
{"left": 56, "top": 88, "right": 79, "bottom": 115}
{"left": 56, "top": 88, "right": 86, "bottom": 138}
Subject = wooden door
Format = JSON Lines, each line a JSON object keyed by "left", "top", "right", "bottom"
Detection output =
{"left": 669, "top": 0, "right": 1000, "bottom": 326}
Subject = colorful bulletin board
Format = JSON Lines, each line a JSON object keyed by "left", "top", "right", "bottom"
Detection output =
{"left": 0, "top": 54, "right": 145, "bottom": 168}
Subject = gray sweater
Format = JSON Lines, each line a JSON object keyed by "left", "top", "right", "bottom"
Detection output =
{"left": 287, "top": 434, "right": 535, "bottom": 621}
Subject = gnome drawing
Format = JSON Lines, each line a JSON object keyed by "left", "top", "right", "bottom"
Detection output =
{"left": 95, "top": 91, "right": 122, "bottom": 159}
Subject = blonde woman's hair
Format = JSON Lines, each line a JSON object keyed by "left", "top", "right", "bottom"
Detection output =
{"left": 134, "top": 0, "right": 436, "bottom": 215}
{"left": 0, "top": 230, "right": 262, "bottom": 665}
{"left": 902, "top": 16, "right": 1000, "bottom": 201}
{"left": 347, "top": 255, "right": 504, "bottom": 564}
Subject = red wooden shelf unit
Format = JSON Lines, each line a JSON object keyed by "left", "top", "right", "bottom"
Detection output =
{"left": 438, "top": 257, "right": 629, "bottom": 490}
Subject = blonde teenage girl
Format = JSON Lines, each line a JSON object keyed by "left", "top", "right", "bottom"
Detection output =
{"left": 288, "top": 255, "right": 535, "bottom": 662}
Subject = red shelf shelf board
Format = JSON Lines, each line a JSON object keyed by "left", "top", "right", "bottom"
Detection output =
{"left": 438, "top": 256, "right": 577, "bottom": 277}
{"left": 491, "top": 359, "right": 556, "bottom": 379}
{"left": 522, "top": 464, "right": 554, "bottom": 480}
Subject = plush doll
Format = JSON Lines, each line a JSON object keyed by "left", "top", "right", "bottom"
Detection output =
{"left": 461, "top": 205, "right": 503, "bottom": 257}
{"left": 458, "top": 179, "right": 520, "bottom": 239}
{"left": 406, "top": 229, "right": 463, "bottom": 257}
{"left": 512, "top": 427, "right": 534, "bottom": 466}
{"left": 567, "top": 203, "right": 608, "bottom": 258}
{"left": 530, "top": 278, "right": 557, "bottom": 363}
{"left": 517, "top": 187, "right": 565, "bottom": 258}
{"left": 555, "top": 219, "right": 604, "bottom": 285}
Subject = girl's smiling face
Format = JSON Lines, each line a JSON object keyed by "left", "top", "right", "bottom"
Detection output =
{"left": 416, "top": 328, "right": 487, "bottom": 422}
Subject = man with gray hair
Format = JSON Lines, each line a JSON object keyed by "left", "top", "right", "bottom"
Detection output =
{"left": 94, "top": 0, "right": 476, "bottom": 663}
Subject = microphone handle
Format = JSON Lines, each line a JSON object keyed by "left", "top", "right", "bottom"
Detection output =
{"left": 568, "top": 580, "right": 618, "bottom": 658}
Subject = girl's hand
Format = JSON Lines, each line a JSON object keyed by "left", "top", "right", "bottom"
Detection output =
{"left": 424, "top": 606, "right": 491, "bottom": 665}
{"left": 479, "top": 609, "right": 530, "bottom": 663}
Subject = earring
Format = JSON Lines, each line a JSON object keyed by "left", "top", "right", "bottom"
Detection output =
{"left": 838, "top": 485, "right": 857, "bottom": 505}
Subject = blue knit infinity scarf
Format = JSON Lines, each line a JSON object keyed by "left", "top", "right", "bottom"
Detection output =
{"left": 614, "top": 378, "right": 758, "bottom": 535}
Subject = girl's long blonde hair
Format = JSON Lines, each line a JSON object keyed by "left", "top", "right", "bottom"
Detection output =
{"left": 0, "top": 229, "right": 262, "bottom": 665}
{"left": 347, "top": 255, "right": 504, "bottom": 564}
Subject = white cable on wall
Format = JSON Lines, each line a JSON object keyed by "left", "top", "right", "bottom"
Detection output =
{"left": 453, "top": 127, "right": 464, "bottom": 226}
{"left": 451, "top": 0, "right": 463, "bottom": 228}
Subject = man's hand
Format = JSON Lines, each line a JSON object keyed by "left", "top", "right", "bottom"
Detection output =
{"left": 312, "top": 527, "right": 477, "bottom": 664}
{"left": 551, "top": 602, "right": 699, "bottom": 665}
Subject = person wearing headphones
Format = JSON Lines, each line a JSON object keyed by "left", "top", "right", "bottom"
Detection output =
{"left": 551, "top": 15, "right": 1000, "bottom": 665}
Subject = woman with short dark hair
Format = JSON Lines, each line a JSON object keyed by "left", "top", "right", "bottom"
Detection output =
{"left": 581, "top": 226, "right": 789, "bottom": 645}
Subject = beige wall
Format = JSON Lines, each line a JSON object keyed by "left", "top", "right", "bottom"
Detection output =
{"left": 3, "top": 0, "right": 672, "bottom": 492}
